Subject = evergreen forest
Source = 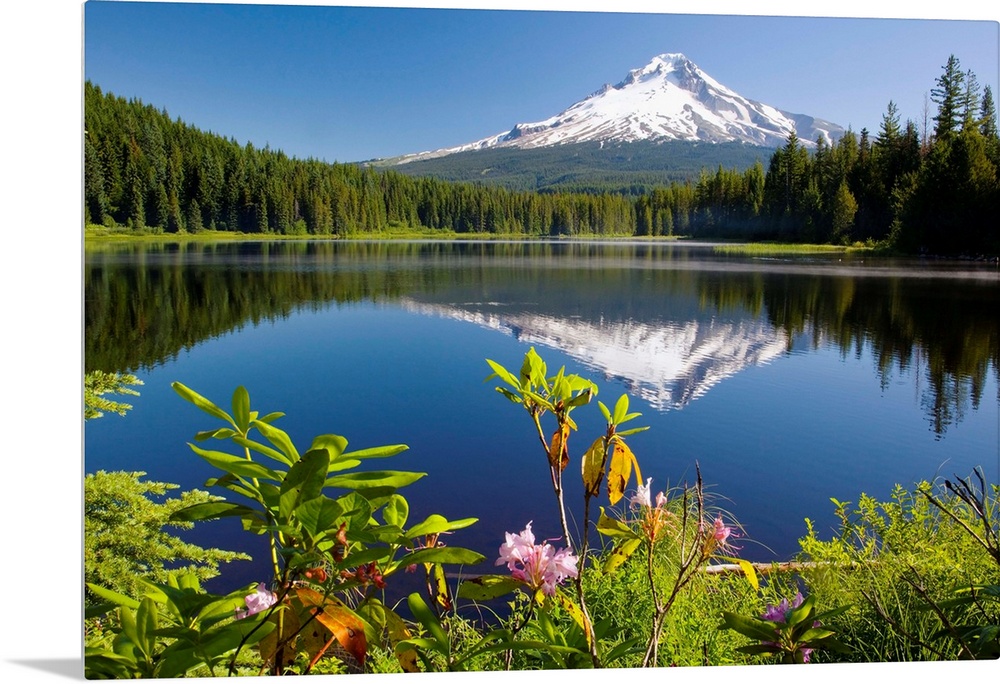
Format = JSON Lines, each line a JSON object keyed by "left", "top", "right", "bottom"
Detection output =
{"left": 84, "top": 55, "right": 999, "bottom": 255}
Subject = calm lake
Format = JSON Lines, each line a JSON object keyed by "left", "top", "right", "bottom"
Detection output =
{"left": 84, "top": 240, "right": 1000, "bottom": 591}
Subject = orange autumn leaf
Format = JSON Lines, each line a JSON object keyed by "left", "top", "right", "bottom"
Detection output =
{"left": 548, "top": 422, "right": 570, "bottom": 471}
{"left": 295, "top": 587, "right": 368, "bottom": 669}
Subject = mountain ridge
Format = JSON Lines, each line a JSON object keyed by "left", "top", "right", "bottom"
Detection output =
{"left": 384, "top": 53, "right": 844, "bottom": 166}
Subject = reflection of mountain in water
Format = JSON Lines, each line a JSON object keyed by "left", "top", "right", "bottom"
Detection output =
{"left": 400, "top": 299, "right": 787, "bottom": 411}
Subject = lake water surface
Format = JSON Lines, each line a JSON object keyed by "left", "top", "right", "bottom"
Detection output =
{"left": 84, "top": 240, "right": 1000, "bottom": 591}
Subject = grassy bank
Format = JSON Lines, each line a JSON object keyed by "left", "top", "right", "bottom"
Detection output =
{"left": 84, "top": 223, "right": 683, "bottom": 243}
{"left": 711, "top": 241, "right": 883, "bottom": 256}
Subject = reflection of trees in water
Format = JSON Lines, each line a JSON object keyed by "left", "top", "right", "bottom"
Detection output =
{"left": 746, "top": 273, "right": 998, "bottom": 436}
{"left": 85, "top": 241, "right": 998, "bottom": 435}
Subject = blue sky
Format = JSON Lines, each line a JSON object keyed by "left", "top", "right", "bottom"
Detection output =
{"left": 83, "top": 1, "right": 1000, "bottom": 162}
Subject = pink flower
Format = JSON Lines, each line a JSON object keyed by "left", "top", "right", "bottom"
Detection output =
{"left": 762, "top": 592, "right": 804, "bottom": 622}
{"left": 630, "top": 478, "right": 653, "bottom": 508}
{"left": 760, "top": 593, "right": 817, "bottom": 662}
{"left": 496, "top": 523, "right": 578, "bottom": 597}
{"left": 700, "top": 514, "right": 739, "bottom": 556}
{"left": 235, "top": 583, "right": 277, "bottom": 620}
{"left": 713, "top": 516, "right": 733, "bottom": 544}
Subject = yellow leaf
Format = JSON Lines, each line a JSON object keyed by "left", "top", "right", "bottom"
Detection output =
{"left": 621, "top": 439, "right": 642, "bottom": 485}
{"left": 603, "top": 537, "right": 642, "bottom": 574}
{"left": 548, "top": 422, "right": 570, "bottom": 471}
{"left": 607, "top": 440, "right": 632, "bottom": 505}
{"left": 432, "top": 563, "right": 453, "bottom": 612}
{"left": 555, "top": 592, "right": 592, "bottom": 649}
{"left": 580, "top": 437, "right": 606, "bottom": 497}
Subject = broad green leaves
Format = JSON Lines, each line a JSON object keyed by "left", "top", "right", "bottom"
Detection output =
{"left": 85, "top": 575, "right": 275, "bottom": 679}
{"left": 158, "top": 382, "right": 486, "bottom": 674}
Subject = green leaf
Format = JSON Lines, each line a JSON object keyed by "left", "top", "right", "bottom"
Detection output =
{"left": 296, "top": 496, "right": 345, "bottom": 539}
{"left": 326, "top": 458, "right": 362, "bottom": 473}
{"left": 280, "top": 449, "right": 331, "bottom": 521}
{"left": 485, "top": 359, "right": 520, "bottom": 389}
{"left": 565, "top": 387, "right": 593, "bottom": 408}
{"left": 231, "top": 435, "right": 295, "bottom": 466}
{"left": 188, "top": 443, "right": 281, "bottom": 481}
{"left": 251, "top": 419, "right": 300, "bottom": 462}
{"left": 407, "top": 514, "right": 478, "bottom": 539}
{"left": 615, "top": 426, "right": 650, "bottom": 437}
{"left": 193, "top": 427, "right": 237, "bottom": 441}
{"left": 598, "top": 400, "right": 612, "bottom": 424}
{"left": 232, "top": 386, "right": 251, "bottom": 434}
{"left": 596, "top": 507, "right": 640, "bottom": 539}
{"left": 494, "top": 387, "right": 522, "bottom": 404}
{"left": 117, "top": 606, "right": 140, "bottom": 656}
{"left": 87, "top": 584, "right": 140, "bottom": 610}
{"left": 310, "top": 433, "right": 349, "bottom": 459}
{"left": 522, "top": 389, "right": 555, "bottom": 412}
{"left": 456, "top": 575, "right": 521, "bottom": 601}
{"left": 256, "top": 411, "right": 285, "bottom": 424}
{"left": 383, "top": 494, "right": 409, "bottom": 528}
{"left": 719, "top": 612, "right": 782, "bottom": 642}
{"left": 798, "top": 627, "right": 837, "bottom": 642}
{"left": 612, "top": 393, "right": 629, "bottom": 424}
{"left": 786, "top": 597, "right": 816, "bottom": 627}
{"left": 735, "top": 643, "right": 782, "bottom": 656}
{"left": 398, "top": 546, "right": 486, "bottom": 567}
{"left": 135, "top": 597, "right": 158, "bottom": 659}
{"left": 341, "top": 444, "right": 409, "bottom": 460}
{"left": 325, "top": 470, "right": 425, "bottom": 491}
{"left": 407, "top": 593, "right": 449, "bottom": 652}
{"left": 172, "top": 382, "right": 234, "bottom": 427}
{"left": 168, "top": 501, "right": 258, "bottom": 523}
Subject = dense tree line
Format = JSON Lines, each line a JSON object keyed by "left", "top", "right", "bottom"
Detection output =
{"left": 85, "top": 54, "right": 998, "bottom": 253}
{"left": 665, "top": 54, "right": 998, "bottom": 253}
{"left": 84, "top": 81, "right": 636, "bottom": 237}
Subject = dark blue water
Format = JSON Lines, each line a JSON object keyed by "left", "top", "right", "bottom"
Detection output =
{"left": 84, "top": 240, "right": 1000, "bottom": 593}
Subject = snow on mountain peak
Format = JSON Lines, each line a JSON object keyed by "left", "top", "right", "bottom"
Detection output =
{"left": 393, "top": 53, "right": 844, "bottom": 164}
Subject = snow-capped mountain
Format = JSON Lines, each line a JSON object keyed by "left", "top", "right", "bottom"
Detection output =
{"left": 393, "top": 53, "right": 843, "bottom": 164}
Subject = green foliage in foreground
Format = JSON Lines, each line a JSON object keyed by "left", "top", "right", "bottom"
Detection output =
{"left": 83, "top": 353, "right": 999, "bottom": 675}
{"left": 797, "top": 471, "right": 1000, "bottom": 662}
{"left": 84, "top": 471, "right": 250, "bottom": 611}
{"left": 84, "top": 370, "right": 144, "bottom": 419}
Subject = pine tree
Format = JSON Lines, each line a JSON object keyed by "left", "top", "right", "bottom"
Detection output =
{"left": 961, "top": 69, "right": 981, "bottom": 131}
{"left": 980, "top": 85, "right": 998, "bottom": 139}
{"left": 876, "top": 101, "right": 902, "bottom": 146}
{"left": 931, "top": 55, "right": 965, "bottom": 140}
{"left": 831, "top": 180, "right": 858, "bottom": 244}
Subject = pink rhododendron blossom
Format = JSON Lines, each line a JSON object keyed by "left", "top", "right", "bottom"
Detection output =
{"left": 235, "top": 583, "right": 277, "bottom": 620}
{"left": 762, "top": 592, "right": 805, "bottom": 622}
{"left": 496, "top": 523, "right": 579, "bottom": 597}
{"left": 760, "top": 593, "right": 817, "bottom": 663}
